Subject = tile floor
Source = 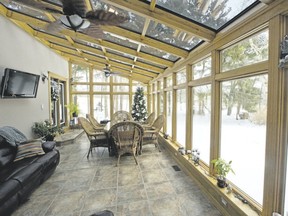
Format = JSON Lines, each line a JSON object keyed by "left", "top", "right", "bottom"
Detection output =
{"left": 12, "top": 133, "right": 223, "bottom": 216}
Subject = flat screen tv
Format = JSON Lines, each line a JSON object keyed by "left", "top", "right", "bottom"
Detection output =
{"left": 0, "top": 68, "right": 40, "bottom": 98}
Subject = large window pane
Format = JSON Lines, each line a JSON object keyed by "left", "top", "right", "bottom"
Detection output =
{"left": 154, "top": 93, "right": 158, "bottom": 115}
{"left": 166, "top": 91, "right": 172, "bottom": 136}
{"left": 192, "top": 85, "right": 211, "bottom": 165}
{"left": 176, "top": 89, "right": 186, "bottom": 146}
{"left": 220, "top": 75, "right": 267, "bottom": 204}
{"left": 93, "top": 85, "right": 109, "bottom": 92}
{"left": 113, "top": 85, "right": 129, "bottom": 92}
{"left": 113, "top": 95, "right": 129, "bottom": 113}
{"left": 72, "top": 84, "right": 89, "bottom": 92}
{"left": 93, "top": 95, "right": 110, "bottom": 121}
{"left": 93, "top": 69, "right": 107, "bottom": 82}
{"left": 192, "top": 57, "right": 211, "bottom": 80}
{"left": 166, "top": 75, "right": 172, "bottom": 88}
{"left": 71, "top": 64, "right": 89, "bottom": 82}
{"left": 159, "top": 93, "right": 164, "bottom": 114}
{"left": 71, "top": 94, "right": 90, "bottom": 117}
{"left": 176, "top": 69, "right": 186, "bottom": 84}
{"left": 221, "top": 30, "right": 269, "bottom": 72}
{"left": 113, "top": 76, "right": 129, "bottom": 83}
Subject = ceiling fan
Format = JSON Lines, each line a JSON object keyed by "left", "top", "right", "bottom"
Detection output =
{"left": 103, "top": 64, "right": 119, "bottom": 77}
{"left": 11, "top": 0, "right": 129, "bottom": 38}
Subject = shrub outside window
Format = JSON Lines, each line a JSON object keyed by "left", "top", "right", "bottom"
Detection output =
{"left": 221, "top": 30, "right": 268, "bottom": 72}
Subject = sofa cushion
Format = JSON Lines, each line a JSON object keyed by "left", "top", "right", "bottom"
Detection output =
{"left": 0, "top": 147, "right": 15, "bottom": 167}
{"left": 0, "top": 138, "right": 17, "bottom": 168}
{"left": 14, "top": 140, "right": 45, "bottom": 162}
{"left": 0, "top": 179, "right": 21, "bottom": 205}
{"left": 0, "top": 156, "right": 38, "bottom": 183}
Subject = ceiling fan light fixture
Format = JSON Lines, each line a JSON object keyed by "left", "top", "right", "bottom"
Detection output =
{"left": 60, "top": 15, "right": 90, "bottom": 31}
{"left": 104, "top": 71, "right": 110, "bottom": 77}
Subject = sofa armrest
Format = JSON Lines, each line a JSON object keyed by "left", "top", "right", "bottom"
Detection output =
{"left": 42, "top": 141, "right": 56, "bottom": 153}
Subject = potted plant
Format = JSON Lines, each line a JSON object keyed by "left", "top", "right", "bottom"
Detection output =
{"left": 32, "top": 120, "right": 64, "bottom": 141}
{"left": 211, "top": 158, "right": 235, "bottom": 188}
{"left": 65, "top": 103, "right": 80, "bottom": 118}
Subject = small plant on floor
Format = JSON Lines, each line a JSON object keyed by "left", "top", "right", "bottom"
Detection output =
{"left": 32, "top": 120, "right": 64, "bottom": 141}
{"left": 211, "top": 158, "right": 235, "bottom": 188}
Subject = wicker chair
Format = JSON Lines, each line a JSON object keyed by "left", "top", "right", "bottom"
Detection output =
{"left": 141, "top": 114, "right": 165, "bottom": 154}
{"left": 108, "top": 121, "right": 144, "bottom": 166}
{"left": 110, "top": 111, "right": 133, "bottom": 125}
{"left": 86, "top": 114, "right": 105, "bottom": 130}
{"left": 140, "top": 112, "right": 155, "bottom": 127}
{"left": 78, "top": 117, "right": 110, "bottom": 158}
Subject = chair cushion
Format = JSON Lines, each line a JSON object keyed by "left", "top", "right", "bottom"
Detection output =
{"left": 14, "top": 140, "right": 45, "bottom": 162}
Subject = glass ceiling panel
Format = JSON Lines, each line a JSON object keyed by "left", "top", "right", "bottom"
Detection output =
{"left": 141, "top": 45, "right": 179, "bottom": 62}
{"left": 1, "top": 0, "right": 50, "bottom": 21}
{"left": 137, "top": 58, "right": 167, "bottom": 69}
{"left": 91, "top": 1, "right": 145, "bottom": 34}
{"left": 134, "top": 65, "right": 158, "bottom": 74}
{"left": 83, "top": 51, "right": 105, "bottom": 59}
{"left": 111, "top": 59, "right": 132, "bottom": 67}
{"left": 74, "top": 39, "right": 102, "bottom": 50}
{"left": 106, "top": 48, "right": 135, "bottom": 60}
{"left": 104, "top": 33, "right": 139, "bottom": 50}
{"left": 145, "top": 0, "right": 258, "bottom": 30}
{"left": 146, "top": 20, "right": 202, "bottom": 50}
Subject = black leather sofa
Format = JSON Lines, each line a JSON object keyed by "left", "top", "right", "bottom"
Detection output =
{"left": 0, "top": 126, "right": 60, "bottom": 216}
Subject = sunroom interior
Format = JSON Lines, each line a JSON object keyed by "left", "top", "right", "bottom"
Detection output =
{"left": 0, "top": 0, "right": 288, "bottom": 215}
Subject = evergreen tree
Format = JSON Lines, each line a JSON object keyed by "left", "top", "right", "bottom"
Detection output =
{"left": 131, "top": 87, "right": 147, "bottom": 122}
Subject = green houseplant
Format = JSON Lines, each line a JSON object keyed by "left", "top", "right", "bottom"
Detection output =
{"left": 32, "top": 120, "right": 64, "bottom": 141}
{"left": 65, "top": 103, "right": 80, "bottom": 118}
{"left": 211, "top": 158, "right": 235, "bottom": 188}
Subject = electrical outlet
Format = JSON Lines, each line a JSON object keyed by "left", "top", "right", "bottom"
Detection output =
{"left": 221, "top": 197, "right": 227, "bottom": 206}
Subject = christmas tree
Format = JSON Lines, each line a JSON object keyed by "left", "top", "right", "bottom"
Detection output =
{"left": 131, "top": 87, "right": 147, "bottom": 122}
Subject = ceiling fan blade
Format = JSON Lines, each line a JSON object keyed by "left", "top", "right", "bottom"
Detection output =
{"left": 60, "top": 0, "right": 87, "bottom": 17}
{"left": 86, "top": 10, "right": 129, "bottom": 26}
{"left": 45, "top": 19, "right": 67, "bottom": 34}
{"left": 81, "top": 23, "right": 104, "bottom": 39}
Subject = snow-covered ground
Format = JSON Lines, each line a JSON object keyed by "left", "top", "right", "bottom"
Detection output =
{"left": 172, "top": 110, "right": 265, "bottom": 205}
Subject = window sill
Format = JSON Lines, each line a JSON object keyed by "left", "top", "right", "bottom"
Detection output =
{"left": 159, "top": 136, "right": 260, "bottom": 216}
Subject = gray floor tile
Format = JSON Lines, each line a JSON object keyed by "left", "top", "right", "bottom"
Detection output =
{"left": 12, "top": 133, "right": 222, "bottom": 216}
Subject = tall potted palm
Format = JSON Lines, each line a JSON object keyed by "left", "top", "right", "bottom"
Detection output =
{"left": 65, "top": 103, "right": 80, "bottom": 118}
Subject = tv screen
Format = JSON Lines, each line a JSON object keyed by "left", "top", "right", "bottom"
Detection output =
{"left": 0, "top": 68, "right": 40, "bottom": 98}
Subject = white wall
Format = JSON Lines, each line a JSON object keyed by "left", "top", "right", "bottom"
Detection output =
{"left": 0, "top": 16, "right": 69, "bottom": 138}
